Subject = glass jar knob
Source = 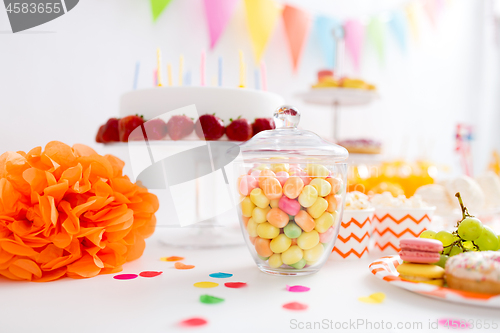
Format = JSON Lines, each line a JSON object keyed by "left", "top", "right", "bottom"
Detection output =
{"left": 273, "top": 106, "right": 301, "bottom": 129}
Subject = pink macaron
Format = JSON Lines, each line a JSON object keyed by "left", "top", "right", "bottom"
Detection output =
{"left": 399, "top": 238, "right": 443, "bottom": 264}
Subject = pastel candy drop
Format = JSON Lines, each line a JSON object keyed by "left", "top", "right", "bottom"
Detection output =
{"left": 309, "top": 178, "right": 332, "bottom": 197}
{"left": 252, "top": 206, "right": 271, "bottom": 223}
{"left": 314, "top": 212, "right": 336, "bottom": 233}
{"left": 325, "top": 194, "right": 339, "bottom": 213}
{"left": 270, "top": 199, "right": 280, "bottom": 208}
{"left": 278, "top": 196, "right": 301, "bottom": 216}
{"left": 270, "top": 234, "right": 292, "bottom": 253}
{"left": 275, "top": 171, "right": 290, "bottom": 186}
{"left": 249, "top": 236, "right": 257, "bottom": 244}
{"left": 254, "top": 237, "right": 274, "bottom": 257}
{"left": 303, "top": 243, "right": 324, "bottom": 262}
{"left": 289, "top": 258, "right": 307, "bottom": 269}
{"left": 268, "top": 253, "right": 283, "bottom": 268}
{"left": 258, "top": 254, "right": 270, "bottom": 260}
{"left": 250, "top": 170, "right": 262, "bottom": 177}
{"left": 305, "top": 260, "right": 317, "bottom": 266}
{"left": 307, "top": 164, "right": 329, "bottom": 178}
{"left": 258, "top": 169, "right": 276, "bottom": 188}
{"left": 319, "top": 227, "right": 335, "bottom": 244}
{"left": 327, "top": 177, "right": 342, "bottom": 194}
{"left": 250, "top": 188, "right": 270, "bottom": 208}
{"left": 297, "top": 230, "right": 320, "bottom": 250}
{"left": 306, "top": 197, "right": 328, "bottom": 219}
{"left": 291, "top": 238, "right": 297, "bottom": 246}
{"left": 281, "top": 245, "right": 303, "bottom": 265}
{"left": 241, "top": 197, "right": 255, "bottom": 217}
{"left": 284, "top": 222, "right": 302, "bottom": 239}
{"left": 288, "top": 165, "right": 302, "bottom": 175}
{"left": 298, "top": 185, "right": 318, "bottom": 208}
{"left": 262, "top": 177, "right": 283, "bottom": 200}
{"left": 272, "top": 163, "right": 289, "bottom": 173}
{"left": 257, "top": 222, "right": 280, "bottom": 239}
{"left": 266, "top": 208, "right": 289, "bottom": 228}
{"left": 296, "top": 170, "right": 311, "bottom": 185}
{"left": 239, "top": 175, "right": 258, "bottom": 196}
{"left": 246, "top": 218, "right": 258, "bottom": 237}
{"left": 294, "top": 210, "right": 315, "bottom": 232}
{"left": 242, "top": 216, "right": 250, "bottom": 227}
{"left": 283, "top": 176, "right": 304, "bottom": 199}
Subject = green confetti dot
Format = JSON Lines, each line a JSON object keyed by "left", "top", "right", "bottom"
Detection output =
{"left": 199, "top": 294, "right": 224, "bottom": 304}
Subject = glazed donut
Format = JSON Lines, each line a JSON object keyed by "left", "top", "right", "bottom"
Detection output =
{"left": 445, "top": 251, "right": 500, "bottom": 294}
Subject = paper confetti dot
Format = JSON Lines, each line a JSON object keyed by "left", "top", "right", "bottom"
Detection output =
{"left": 160, "top": 256, "right": 184, "bottom": 262}
{"left": 179, "top": 317, "right": 207, "bottom": 327}
{"left": 286, "top": 285, "right": 310, "bottom": 292}
{"left": 209, "top": 272, "right": 233, "bottom": 278}
{"left": 194, "top": 281, "right": 219, "bottom": 288}
{"left": 224, "top": 282, "right": 247, "bottom": 289}
{"left": 199, "top": 294, "right": 225, "bottom": 304}
{"left": 358, "top": 292, "right": 386, "bottom": 304}
{"left": 113, "top": 274, "right": 138, "bottom": 280}
{"left": 283, "top": 302, "right": 308, "bottom": 311}
{"left": 174, "top": 262, "right": 195, "bottom": 270}
{"left": 139, "top": 271, "right": 162, "bottom": 278}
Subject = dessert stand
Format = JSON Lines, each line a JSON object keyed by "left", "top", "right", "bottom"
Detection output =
{"left": 295, "top": 27, "right": 378, "bottom": 143}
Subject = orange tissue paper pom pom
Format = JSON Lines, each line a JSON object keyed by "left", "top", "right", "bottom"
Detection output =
{"left": 0, "top": 141, "right": 159, "bottom": 281}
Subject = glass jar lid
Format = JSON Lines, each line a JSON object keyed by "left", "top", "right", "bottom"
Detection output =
{"left": 236, "top": 106, "right": 348, "bottom": 162}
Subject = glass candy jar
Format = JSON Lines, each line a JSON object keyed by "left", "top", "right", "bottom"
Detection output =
{"left": 232, "top": 106, "right": 349, "bottom": 275}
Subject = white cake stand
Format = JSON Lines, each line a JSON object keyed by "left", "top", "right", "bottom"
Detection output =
{"left": 99, "top": 140, "right": 245, "bottom": 249}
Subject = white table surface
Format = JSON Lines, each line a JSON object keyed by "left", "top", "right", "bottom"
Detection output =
{"left": 1, "top": 228, "right": 499, "bottom": 333}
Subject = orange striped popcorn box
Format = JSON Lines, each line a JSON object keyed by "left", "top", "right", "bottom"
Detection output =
{"left": 370, "top": 207, "right": 435, "bottom": 254}
{"left": 331, "top": 208, "right": 375, "bottom": 260}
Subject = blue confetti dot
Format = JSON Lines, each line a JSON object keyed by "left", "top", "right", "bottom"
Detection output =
{"left": 209, "top": 272, "right": 233, "bottom": 278}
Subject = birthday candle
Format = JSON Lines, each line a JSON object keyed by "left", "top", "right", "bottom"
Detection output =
{"left": 260, "top": 61, "right": 267, "bottom": 91}
{"left": 154, "top": 69, "right": 158, "bottom": 86}
{"left": 201, "top": 50, "right": 206, "bottom": 86}
{"left": 239, "top": 50, "right": 245, "bottom": 88}
{"left": 167, "top": 64, "right": 173, "bottom": 86}
{"left": 185, "top": 71, "right": 191, "bottom": 86}
{"left": 133, "top": 62, "right": 140, "bottom": 90}
{"left": 254, "top": 69, "right": 260, "bottom": 90}
{"left": 218, "top": 56, "right": 222, "bottom": 87}
{"left": 179, "top": 55, "right": 184, "bottom": 86}
{"left": 157, "top": 49, "right": 163, "bottom": 87}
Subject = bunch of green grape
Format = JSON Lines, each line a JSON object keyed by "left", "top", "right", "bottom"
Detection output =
{"left": 418, "top": 192, "right": 500, "bottom": 268}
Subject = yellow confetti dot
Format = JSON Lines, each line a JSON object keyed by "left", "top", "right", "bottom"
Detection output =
{"left": 194, "top": 281, "right": 219, "bottom": 288}
{"left": 358, "top": 292, "right": 386, "bottom": 304}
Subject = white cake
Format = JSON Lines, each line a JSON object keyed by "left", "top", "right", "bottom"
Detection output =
{"left": 119, "top": 86, "right": 285, "bottom": 123}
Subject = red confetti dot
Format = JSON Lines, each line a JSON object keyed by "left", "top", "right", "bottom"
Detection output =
{"left": 139, "top": 271, "right": 163, "bottom": 278}
{"left": 224, "top": 282, "right": 247, "bottom": 288}
{"left": 179, "top": 317, "right": 207, "bottom": 327}
{"left": 283, "top": 302, "right": 308, "bottom": 311}
{"left": 113, "top": 274, "right": 138, "bottom": 280}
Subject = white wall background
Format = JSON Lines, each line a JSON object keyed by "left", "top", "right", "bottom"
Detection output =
{"left": 0, "top": 0, "right": 498, "bottom": 177}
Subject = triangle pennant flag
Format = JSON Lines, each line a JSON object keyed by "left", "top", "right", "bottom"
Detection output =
{"left": 151, "top": 0, "right": 173, "bottom": 22}
{"left": 405, "top": 3, "right": 420, "bottom": 41}
{"left": 389, "top": 10, "right": 408, "bottom": 53}
{"left": 203, "top": 0, "right": 240, "bottom": 49}
{"left": 367, "top": 17, "right": 386, "bottom": 64}
{"left": 314, "top": 16, "right": 342, "bottom": 69}
{"left": 282, "top": 5, "right": 312, "bottom": 72}
{"left": 344, "top": 19, "right": 365, "bottom": 72}
{"left": 423, "top": 0, "right": 438, "bottom": 28}
{"left": 244, "top": 0, "right": 282, "bottom": 63}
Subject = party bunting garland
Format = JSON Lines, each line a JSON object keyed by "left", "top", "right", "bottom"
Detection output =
{"left": 151, "top": 0, "right": 450, "bottom": 72}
